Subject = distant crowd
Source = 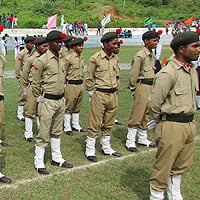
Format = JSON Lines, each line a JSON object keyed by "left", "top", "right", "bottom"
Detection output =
{"left": 0, "top": 13, "right": 18, "bottom": 29}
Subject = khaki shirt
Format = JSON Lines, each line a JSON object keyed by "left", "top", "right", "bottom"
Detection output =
{"left": 129, "top": 47, "right": 155, "bottom": 90}
{"left": 64, "top": 52, "right": 84, "bottom": 81}
{"left": 32, "top": 50, "right": 65, "bottom": 97}
{"left": 22, "top": 51, "right": 41, "bottom": 86}
{"left": 148, "top": 57, "right": 198, "bottom": 120}
{"left": 15, "top": 48, "right": 33, "bottom": 79}
{"left": 0, "top": 51, "right": 6, "bottom": 96}
{"left": 85, "top": 49, "right": 118, "bottom": 91}
{"left": 60, "top": 46, "right": 72, "bottom": 59}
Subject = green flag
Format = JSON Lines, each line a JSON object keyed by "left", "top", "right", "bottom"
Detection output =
{"left": 144, "top": 16, "right": 153, "bottom": 26}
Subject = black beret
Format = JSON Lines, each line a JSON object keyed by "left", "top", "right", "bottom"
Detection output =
{"left": 34, "top": 37, "right": 48, "bottom": 45}
{"left": 71, "top": 38, "right": 84, "bottom": 47}
{"left": 101, "top": 32, "right": 118, "bottom": 43}
{"left": 142, "top": 31, "right": 159, "bottom": 41}
{"left": 24, "top": 36, "right": 35, "bottom": 43}
{"left": 47, "top": 30, "right": 66, "bottom": 42}
{"left": 63, "top": 35, "right": 73, "bottom": 42}
{"left": 170, "top": 31, "right": 199, "bottom": 51}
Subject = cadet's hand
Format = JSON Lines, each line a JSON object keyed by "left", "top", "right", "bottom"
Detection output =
{"left": 131, "top": 91, "right": 135, "bottom": 99}
{"left": 88, "top": 90, "right": 94, "bottom": 102}
{"left": 147, "top": 119, "right": 159, "bottom": 130}
{"left": 24, "top": 87, "right": 28, "bottom": 95}
{"left": 36, "top": 96, "right": 41, "bottom": 103}
{"left": 64, "top": 83, "right": 67, "bottom": 88}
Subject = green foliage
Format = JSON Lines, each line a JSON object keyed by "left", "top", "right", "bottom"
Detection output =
{"left": 0, "top": 0, "right": 199, "bottom": 28}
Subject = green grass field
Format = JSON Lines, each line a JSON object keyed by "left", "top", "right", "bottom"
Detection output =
{"left": 0, "top": 47, "right": 199, "bottom": 200}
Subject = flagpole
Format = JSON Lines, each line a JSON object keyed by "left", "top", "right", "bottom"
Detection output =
{"left": 123, "top": 0, "right": 126, "bottom": 9}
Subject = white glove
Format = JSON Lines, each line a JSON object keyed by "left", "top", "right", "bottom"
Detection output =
{"left": 131, "top": 91, "right": 135, "bottom": 99}
{"left": 147, "top": 119, "right": 159, "bottom": 130}
{"left": 36, "top": 96, "right": 41, "bottom": 103}
{"left": 64, "top": 83, "right": 67, "bottom": 88}
{"left": 88, "top": 90, "right": 94, "bottom": 97}
{"left": 24, "top": 87, "right": 28, "bottom": 95}
{"left": 88, "top": 90, "right": 94, "bottom": 102}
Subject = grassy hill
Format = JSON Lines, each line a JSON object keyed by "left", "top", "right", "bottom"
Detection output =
{"left": 0, "top": 0, "right": 200, "bottom": 28}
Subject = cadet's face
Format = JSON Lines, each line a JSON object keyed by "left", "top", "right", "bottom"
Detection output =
{"left": 113, "top": 43, "right": 120, "bottom": 54}
{"left": 182, "top": 41, "right": 200, "bottom": 61}
{"left": 26, "top": 42, "right": 34, "bottom": 51}
{"left": 37, "top": 43, "right": 49, "bottom": 54}
{"left": 74, "top": 44, "right": 83, "bottom": 54}
{"left": 105, "top": 38, "right": 119, "bottom": 54}
{"left": 65, "top": 40, "right": 72, "bottom": 48}
{"left": 145, "top": 38, "right": 159, "bottom": 49}
{"left": 49, "top": 40, "right": 62, "bottom": 52}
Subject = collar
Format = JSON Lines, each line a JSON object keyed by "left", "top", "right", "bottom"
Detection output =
{"left": 144, "top": 47, "right": 154, "bottom": 57}
{"left": 47, "top": 49, "right": 59, "bottom": 60}
{"left": 174, "top": 57, "right": 193, "bottom": 73}
{"left": 100, "top": 48, "right": 115, "bottom": 59}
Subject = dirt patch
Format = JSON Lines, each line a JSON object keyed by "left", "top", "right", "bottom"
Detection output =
{"left": 99, "top": 6, "right": 134, "bottom": 21}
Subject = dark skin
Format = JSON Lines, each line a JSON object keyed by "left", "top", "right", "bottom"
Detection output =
{"left": 175, "top": 41, "right": 200, "bottom": 63}
{"left": 73, "top": 44, "right": 83, "bottom": 55}
{"left": 64, "top": 39, "right": 72, "bottom": 49}
{"left": 102, "top": 38, "right": 119, "bottom": 56}
{"left": 36, "top": 43, "right": 49, "bottom": 55}
{"left": 26, "top": 42, "right": 34, "bottom": 53}
{"left": 144, "top": 38, "right": 159, "bottom": 52}
{"left": 48, "top": 40, "right": 62, "bottom": 58}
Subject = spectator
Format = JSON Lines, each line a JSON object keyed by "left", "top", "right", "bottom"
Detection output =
{"left": 152, "top": 22, "right": 157, "bottom": 32}
{"left": 13, "top": 16, "right": 18, "bottom": 28}
{"left": 96, "top": 22, "right": 102, "bottom": 36}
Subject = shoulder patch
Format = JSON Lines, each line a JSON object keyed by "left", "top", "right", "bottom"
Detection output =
{"left": 117, "top": 60, "right": 120, "bottom": 63}
{"left": 18, "top": 58, "right": 22, "bottom": 61}
{"left": 91, "top": 60, "right": 96, "bottom": 64}
{"left": 34, "top": 65, "right": 38, "bottom": 69}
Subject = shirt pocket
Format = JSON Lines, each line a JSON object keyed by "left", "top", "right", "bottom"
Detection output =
{"left": 174, "top": 87, "right": 189, "bottom": 106}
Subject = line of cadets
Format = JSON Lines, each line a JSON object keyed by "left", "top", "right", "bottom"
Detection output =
{"left": 0, "top": 30, "right": 199, "bottom": 200}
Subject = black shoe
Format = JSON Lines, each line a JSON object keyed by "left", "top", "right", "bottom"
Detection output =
{"left": 17, "top": 117, "right": 25, "bottom": 121}
{"left": 137, "top": 142, "right": 156, "bottom": 148}
{"left": 72, "top": 127, "right": 87, "bottom": 132}
{"left": 127, "top": 147, "right": 138, "bottom": 152}
{"left": 87, "top": 156, "right": 97, "bottom": 162}
{"left": 102, "top": 150, "right": 123, "bottom": 157}
{"left": 51, "top": 160, "right": 73, "bottom": 168}
{"left": 36, "top": 168, "right": 49, "bottom": 175}
{"left": 114, "top": 120, "right": 122, "bottom": 126}
{"left": 65, "top": 131, "right": 73, "bottom": 136}
{"left": 26, "top": 137, "right": 35, "bottom": 142}
{"left": 0, "top": 176, "right": 12, "bottom": 184}
{"left": 0, "top": 141, "right": 9, "bottom": 147}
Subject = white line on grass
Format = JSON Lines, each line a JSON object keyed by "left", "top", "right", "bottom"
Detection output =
{"left": 0, "top": 148, "right": 156, "bottom": 189}
{"left": 1, "top": 136, "right": 199, "bottom": 189}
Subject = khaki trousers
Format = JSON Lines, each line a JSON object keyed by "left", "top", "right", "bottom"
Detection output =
{"left": 36, "top": 97, "right": 65, "bottom": 148}
{"left": 0, "top": 100, "right": 4, "bottom": 138}
{"left": 150, "top": 120, "right": 196, "bottom": 191}
{"left": 18, "top": 78, "right": 26, "bottom": 106}
{"left": 128, "top": 83, "right": 152, "bottom": 130}
{"left": 87, "top": 91, "right": 118, "bottom": 138}
{"left": 25, "top": 85, "right": 37, "bottom": 118}
{"left": 64, "top": 84, "right": 84, "bottom": 114}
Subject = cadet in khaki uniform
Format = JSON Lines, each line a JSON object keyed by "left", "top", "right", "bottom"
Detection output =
{"left": 32, "top": 31, "right": 73, "bottom": 175}
{"left": 59, "top": 35, "right": 73, "bottom": 59}
{"left": 0, "top": 52, "right": 8, "bottom": 147}
{"left": 85, "top": 32, "right": 122, "bottom": 162}
{"left": 0, "top": 51, "right": 12, "bottom": 184}
{"left": 125, "top": 31, "right": 159, "bottom": 152}
{"left": 22, "top": 37, "right": 49, "bottom": 142}
{"left": 15, "top": 36, "right": 35, "bottom": 121}
{"left": 148, "top": 32, "right": 200, "bottom": 200}
{"left": 63, "top": 38, "right": 86, "bottom": 136}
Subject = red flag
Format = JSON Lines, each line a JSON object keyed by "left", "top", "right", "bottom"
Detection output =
{"left": 47, "top": 14, "right": 57, "bottom": 29}
{"left": 184, "top": 16, "right": 193, "bottom": 26}
{"left": 161, "top": 56, "right": 167, "bottom": 66}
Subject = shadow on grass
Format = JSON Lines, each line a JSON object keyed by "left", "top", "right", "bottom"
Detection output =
{"left": 121, "top": 167, "right": 150, "bottom": 200}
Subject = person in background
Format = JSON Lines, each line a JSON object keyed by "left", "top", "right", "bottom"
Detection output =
{"left": 14, "top": 37, "right": 20, "bottom": 59}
